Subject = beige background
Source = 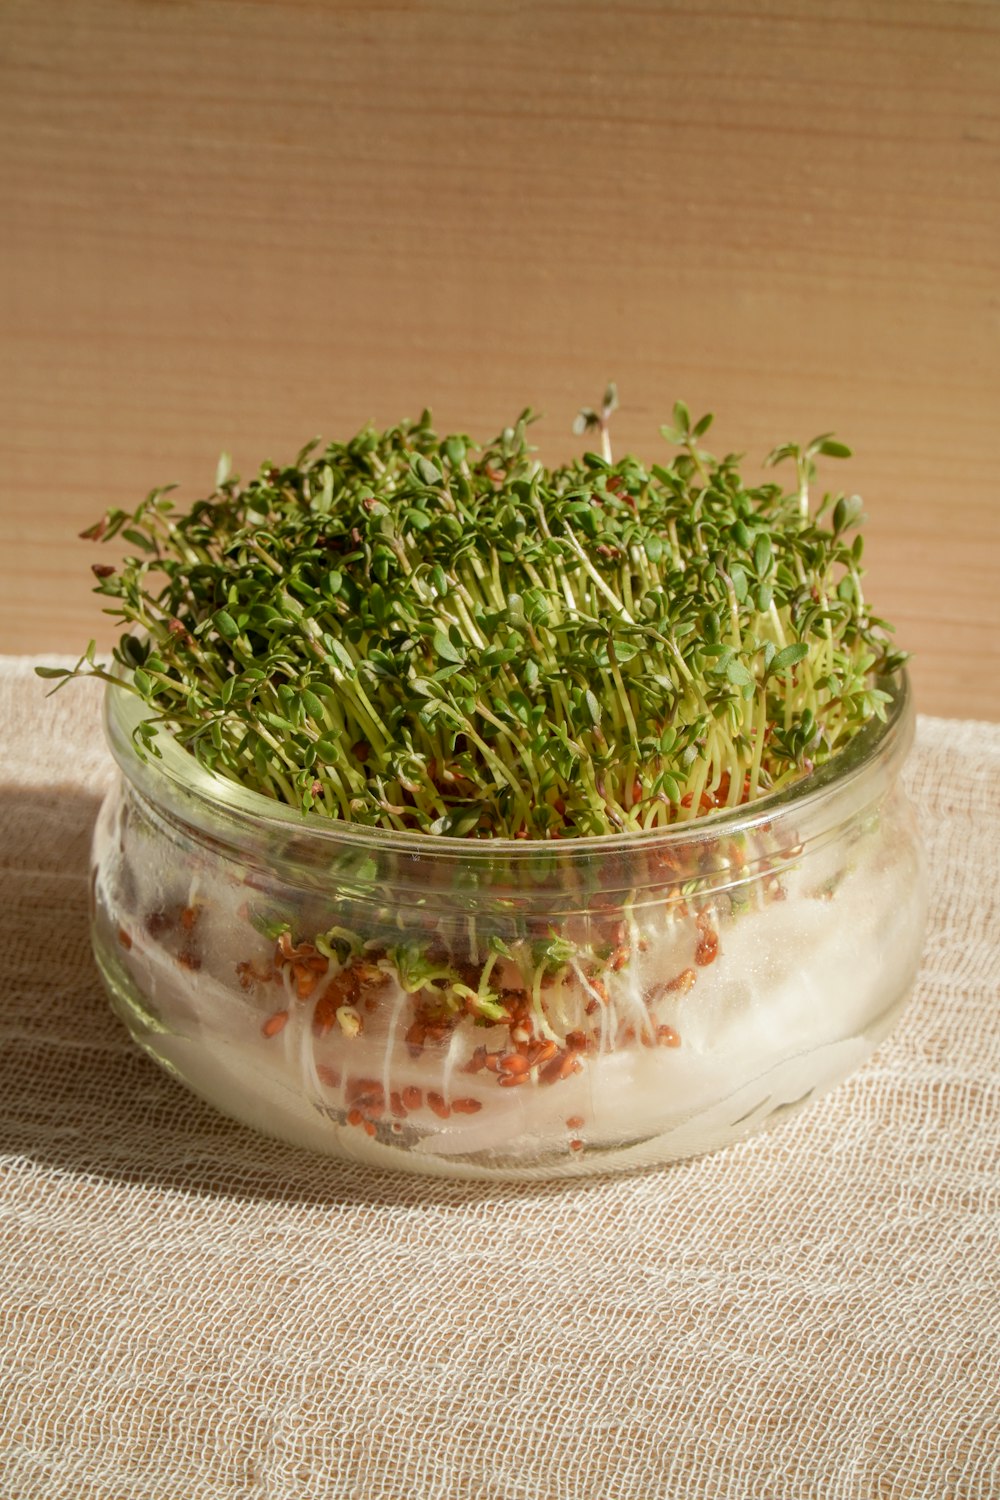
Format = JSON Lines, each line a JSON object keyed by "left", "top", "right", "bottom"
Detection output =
{"left": 2, "top": 0, "right": 998, "bottom": 720}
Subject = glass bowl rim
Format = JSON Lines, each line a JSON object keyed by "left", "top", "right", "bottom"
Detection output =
{"left": 104, "top": 670, "right": 913, "bottom": 865}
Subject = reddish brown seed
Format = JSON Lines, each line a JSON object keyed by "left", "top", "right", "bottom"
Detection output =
{"left": 695, "top": 933, "right": 719, "bottom": 965}
{"left": 312, "top": 1000, "right": 334, "bottom": 1036}
{"left": 565, "top": 1031, "right": 588, "bottom": 1052}
{"left": 293, "top": 965, "right": 319, "bottom": 1000}
{"left": 347, "top": 1108, "right": 364, "bottom": 1127}
{"left": 180, "top": 906, "right": 199, "bottom": 931}
{"left": 499, "top": 1053, "right": 530, "bottom": 1077}
{"left": 465, "top": 1047, "right": 487, "bottom": 1074}
{"left": 566, "top": 1115, "right": 585, "bottom": 1130}
{"left": 262, "top": 1010, "right": 289, "bottom": 1038}
{"left": 451, "top": 1097, "right": 483, "bottom": 1114}
{"left": 427, "top": 1092, "right": 451, "bottom": 1119}
{"left": 401, "top": 1085, "right": 423, "bottom": 1111}
{"left": 611, "top": 949, "right": 629, "bottom": 973}
{"left": 657, "top": 1025, "right": 682, "bottom": 1048}
{"left": 529, "top": 1040, "right": 558, "bottom": 1066}
{"left": 144, "top": 910, "right": 172, "bottom": 938}
{"left": 316, "top": 1063, "right": 341, "bottom": 1088}
{"left": 405, "top": 1023, "right": 426, "bottom": 1057}
{"left": 695, "top": 913, "right": 720, "bottom": 966}
{"left": 346, "top": 1078, "right": 385, "bottom": 1109}
{"left": 363, "top": 1120, "right": 377, "bottom": 1137}
{"left": 569, "top": 1139, "right": 584, "bottom": 1152}
{"left": 116, "top": 927, "right": 132, "bottom": 950}
{"left": 483, "top": 1053, "right": 502, "bottom": 1073}
{"left": 666, "top": 968, "right": 697, "bottom": 995}
{"left": 559, "top": 1053, "right": 583, "bottom": 1080}
{"left": 498, "top": 1073, "right": 527, "bottom": 1088}
{"left": 177, "top": 950, "right": 201, "bottom": 971}
{"left": 353, "top": 960, "right": 390, "bottom": 988}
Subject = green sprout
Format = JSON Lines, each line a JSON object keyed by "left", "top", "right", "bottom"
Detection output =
{"left": 40, "top": 398, "right": 906, "bottom": 839}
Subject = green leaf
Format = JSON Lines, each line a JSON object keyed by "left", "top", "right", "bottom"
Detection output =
{"left": 415, "top": 455, "right": 442, "bottom": 486}
{"left": 314, "top": 465, "right": 334, "bottom": 513}
{"left": 325, "top": 639, "right": 356, "bottom": 674}
{"left": 122, "top": 527, "right": 156, "bottom": 553}
{"left": 120, "top": 636, "right": 148, "bottom": 668}
{"left": 214, "top": 610, "right": 240, "bottom": 641}
{"left": 432, "top": 629, "right": 464, "bottom": 664}
{"left": 833, "top": 495, "right": 864, "bottom": 534}
{"left": 771, "top": 642, "right": 809, "bottom": 673}
{"left": 816, "top": 438, "right": 852, "bottom": 459}
{"left": 506, "top": 594, "right": 525, "bottom": 629}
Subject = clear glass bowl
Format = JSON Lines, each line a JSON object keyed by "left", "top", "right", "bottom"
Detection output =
{"left": 90, "top": 674, "right": 927, "bottom": 1180}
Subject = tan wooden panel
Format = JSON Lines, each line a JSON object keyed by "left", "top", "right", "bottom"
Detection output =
{"left": 2, "top": 0, "right": 998, "bottom": 719}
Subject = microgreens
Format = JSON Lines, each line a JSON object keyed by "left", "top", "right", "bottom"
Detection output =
{"left": 40, "top": 399, "right": 906, "bottom": 838}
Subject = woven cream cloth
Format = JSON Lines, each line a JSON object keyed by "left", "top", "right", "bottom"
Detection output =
{"left": 1, "top": 656, "right": 997, "bottom": 1500}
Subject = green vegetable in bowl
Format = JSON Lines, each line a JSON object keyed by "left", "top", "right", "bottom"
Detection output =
{"left": 39, "top": 389, "right": 905, "bottom": 839}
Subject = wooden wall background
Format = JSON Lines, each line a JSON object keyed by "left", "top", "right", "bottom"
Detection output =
{"left": 3, "top": 0, "right": 998, "bottom": 719}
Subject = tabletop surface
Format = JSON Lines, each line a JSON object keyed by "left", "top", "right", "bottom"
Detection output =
{"left": 3, "top": 655, "right": 999, "bottom": 1498}
{"left": 2, "top": 0, "right": 999, "bottom": 721}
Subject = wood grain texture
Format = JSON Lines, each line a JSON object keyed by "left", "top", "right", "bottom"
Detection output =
{"left": 2, "top": 0, "right": 998, "bottom": 718}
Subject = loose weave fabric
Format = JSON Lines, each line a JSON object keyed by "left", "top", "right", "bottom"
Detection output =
{"left": 1, "top": 656, "right": 997, "bottom": 1500}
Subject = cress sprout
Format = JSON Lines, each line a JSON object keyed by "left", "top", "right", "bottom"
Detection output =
{"left": 40, "top": 396, "right": 905, "bottom": 839}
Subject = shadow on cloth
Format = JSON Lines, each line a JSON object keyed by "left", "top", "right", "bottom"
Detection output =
{"left": 1, "top": 784, "right": 620, "bottom": 1212}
